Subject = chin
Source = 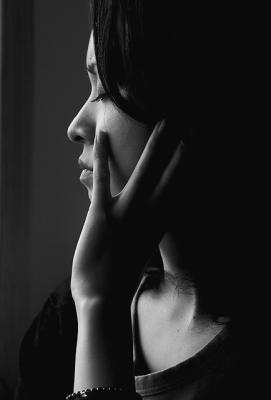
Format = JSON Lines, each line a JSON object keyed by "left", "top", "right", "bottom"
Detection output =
{"left": 110, "top": 182, "right": 120, "bottom": 197}
{"left": 87, "top": 188, "right": 93, "bottom": 201}
{"left": 110, "top": 176, "right": 127, "bottom": 197}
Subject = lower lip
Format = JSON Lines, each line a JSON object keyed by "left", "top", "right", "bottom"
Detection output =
{"left": 80, "top": 169, "right": 93, "bottom": 183}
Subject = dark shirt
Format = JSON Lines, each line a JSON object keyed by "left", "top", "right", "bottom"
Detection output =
{"left": 15, "top": 277, "right": 77, "bottom": 400}
{"left": 15, "top": 275, "right": 245, "bottom": 400}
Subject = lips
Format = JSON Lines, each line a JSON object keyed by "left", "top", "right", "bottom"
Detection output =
{"left": 78, "top": 159, "right": 93, "bottom": 189}
{"left": 80, "top": 168, "right": 93, "bottom": 178}
{"left": 78, "top": 158, "right": 93, "bottom": 172}
{"left": 79, "top": 171, "right": 93, "bottom": 196}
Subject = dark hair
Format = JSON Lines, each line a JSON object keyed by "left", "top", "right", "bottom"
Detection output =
{"left": 89, "top": 0, "right": 167, "bottom": 123}
{"left": 89, "top": 0, "right": 245, "bottom": 324}
{"left": 90, "top": 1, "right": 241, "bottom": 124}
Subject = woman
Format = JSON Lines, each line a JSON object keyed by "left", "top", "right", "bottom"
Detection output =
{"left": 16, "top": 1, "right": 247, "bottom": 399}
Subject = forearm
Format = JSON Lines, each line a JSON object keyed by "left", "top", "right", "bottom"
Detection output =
{"left": 73, "top": 299, "right": 135, "bottom": 392}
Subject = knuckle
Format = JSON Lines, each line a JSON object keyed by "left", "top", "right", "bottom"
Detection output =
{"left": 93, "top": 149, "right": 102, "bottom": 161}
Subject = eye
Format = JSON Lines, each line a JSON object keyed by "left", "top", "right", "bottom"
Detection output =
{"left": 90, "top": 92, "right": 107, "bottom": 103}
{"left": 85, "top": 65, "right": 107, "bottom": 103}
{"left": 90, "top": 81, "right": 107, "bottom": 103}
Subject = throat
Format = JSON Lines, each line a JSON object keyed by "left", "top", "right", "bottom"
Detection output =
{"left": 136, "top": 281, "right": 226, "bottom": 374}
{"left": 134, "top": 232, "right": 227, "bottom": 374}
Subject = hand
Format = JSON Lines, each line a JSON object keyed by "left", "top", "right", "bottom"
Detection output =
{"left": 71, "top": 120, "right": 184, "bottom": 310}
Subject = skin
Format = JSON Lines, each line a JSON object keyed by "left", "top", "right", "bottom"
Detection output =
{"left": 67, "top": 33, "right": 227, "bottom": 391}
{"left": 67, "top": 33, "right": 152, "bottom": 198}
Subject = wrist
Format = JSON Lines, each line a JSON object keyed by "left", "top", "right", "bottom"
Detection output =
{"left": 75, "top": 296, "right": 131, "bottom": 325}
{"left": 74, "top": 296, "right": 134, "bottom": 391}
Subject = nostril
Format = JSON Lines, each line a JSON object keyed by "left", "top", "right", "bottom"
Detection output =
{"left": 67, "top": 125, "right": 85, "bottom": 143}
{"left": 67, "top": 101, "right": 95, "bottom": 144}
{"left": 72, "top": 134, "right": 85, "bottom": 144}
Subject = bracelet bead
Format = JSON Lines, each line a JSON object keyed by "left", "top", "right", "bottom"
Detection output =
{"left": 65, "top": 387, "right": 141, "bottom": 399}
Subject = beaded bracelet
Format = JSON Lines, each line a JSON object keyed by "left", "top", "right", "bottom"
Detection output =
{"left": 65, "top": 387, "right": 142, "bottom": 399}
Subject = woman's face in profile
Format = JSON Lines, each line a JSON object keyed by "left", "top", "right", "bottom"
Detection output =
{"left": 67, "top": 33, "right": 152, "bottom": 198}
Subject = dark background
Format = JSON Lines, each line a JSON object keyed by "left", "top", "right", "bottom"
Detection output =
{"left": 0, "top": 0, "right": 91, "bottom": 395}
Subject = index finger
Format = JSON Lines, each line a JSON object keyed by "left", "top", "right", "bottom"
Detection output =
{"left": 92, "top": 131, "right": 111, "bottom": 210}
{"left": 120, "top": 119, "right": 184, "bottom": 210}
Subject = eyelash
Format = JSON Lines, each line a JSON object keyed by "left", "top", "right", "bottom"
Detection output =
{"left": 85, "top": 68, "right": 107, "bottom": 103}
{"left": 90, "top": 92, "right": 107, "bottom": 103}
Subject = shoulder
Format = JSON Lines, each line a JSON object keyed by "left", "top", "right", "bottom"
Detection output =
{"left": 22, "top": 274, "right": 77, "bottom": 350}
{"left": 47, "top": 275, "right": 76, "bottom": 325}
{"left": 23, "top": 275, "right": 76, "bottom": 341}
{"left": 16, "top": 276, "right": 77, "bottom": 399}
{"left": 48, "top": 274, "right": 74, "bottom": 308}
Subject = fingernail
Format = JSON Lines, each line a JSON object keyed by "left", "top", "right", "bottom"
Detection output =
{"left": 158, "top": 119, "right": 166, "bottom": 132}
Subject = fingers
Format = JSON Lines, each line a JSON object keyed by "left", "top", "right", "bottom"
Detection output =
{"left": 139, "top": 140, "right": 185, "bottom": 242}
{"left": 121, "top": 120, "right": 183, "bottom": 211}
{"left": 92, "top": 131, "right": 111, "bottom": 209}
{"left": 151, "top": 140, "right": 184, "bottom": 204}
{"left": 148, "top": 141, "right": 185, "bottom": 235}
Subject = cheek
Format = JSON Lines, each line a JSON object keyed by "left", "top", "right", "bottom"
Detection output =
{"left": 100, "top": 109, "right": 151, "bottom": 193}
{"left": 111, "top": 134, "right": 147, "bottom": 178}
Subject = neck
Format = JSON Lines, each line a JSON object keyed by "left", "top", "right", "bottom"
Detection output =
{"left": 159, "top": 230, "right": 230, "bottom": 327}
{"left": 159, "top": 230, "right": 192, "bottom": 293}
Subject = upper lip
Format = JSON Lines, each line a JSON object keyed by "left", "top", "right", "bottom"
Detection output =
{"left": 78, "top": 158, "right": 93, "bottom": 171}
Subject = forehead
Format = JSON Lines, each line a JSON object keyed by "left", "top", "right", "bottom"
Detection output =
{"left": 86, "top": 32, "right": 95, "bottom": 64}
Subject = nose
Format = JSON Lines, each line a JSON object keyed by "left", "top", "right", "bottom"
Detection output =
{"left": 67, "top": 98, "right": 96, "bottom": 144}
